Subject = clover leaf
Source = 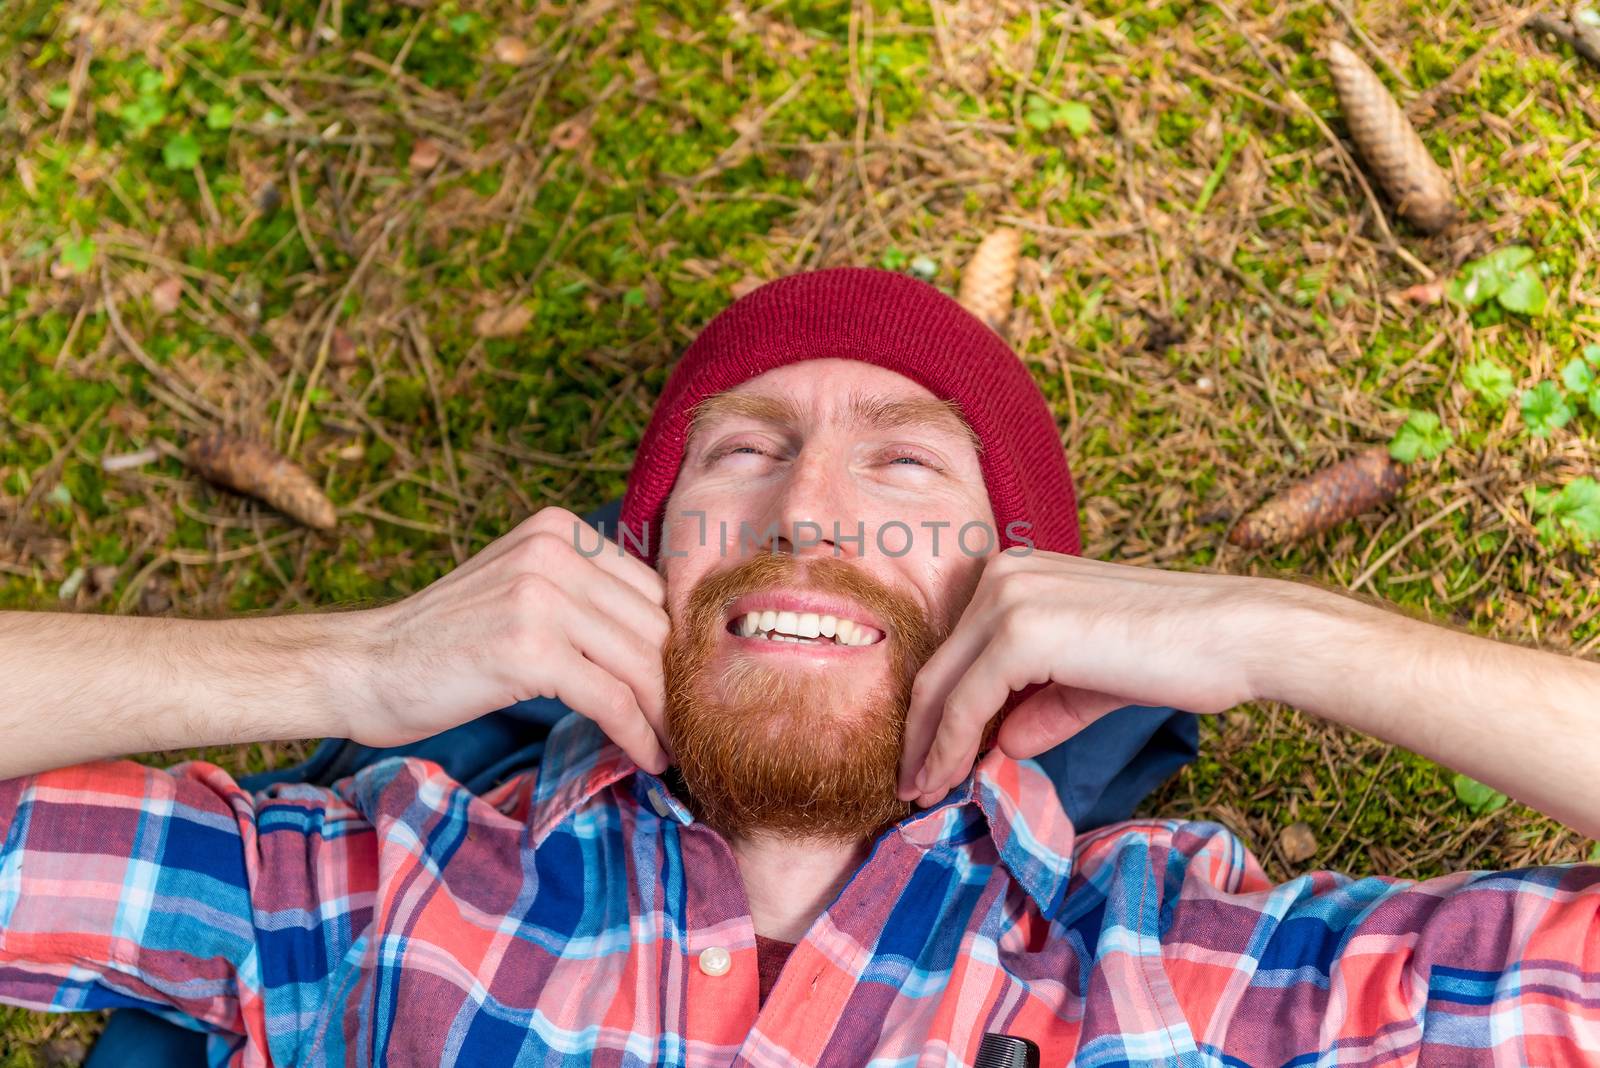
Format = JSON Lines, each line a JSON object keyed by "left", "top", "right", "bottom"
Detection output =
{"left": 162, "top": 131, "right": 200, "bottom": 170}
{"left": 1521, "top": 380, "right": 1574, "bottom": 437}
{"left": 1498, "top": 267, "right": 1548, "bottom": 315}
{"left": 1527, "top": 477, "right": 1600, "bottom": 547}
{"left": 59, "top": 236, "right": 95, "bottom": 274}
{"left": 1388, "top": 410, "right": 1452, "bottom": 463}
{"left": 1448, "top": 246, "right": 1533, "bottom": 308}
{"left": 1462, "top": 359, "right": 1515, "bottom": 406}
{"left": 1563, "top": 357, "right": 1595, "bottom": 394}
{"left": 1452, "top": 773, "right": 1508, "bottom": 816}
{"left": 1024, "top": 94, "right": 1093, "bottom": 136}
{"left": 1447, "top": 246, "right": 1548, "bottom": 315}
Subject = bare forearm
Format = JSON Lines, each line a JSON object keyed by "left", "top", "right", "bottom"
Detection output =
{"left": 0, "top": 610, "right": 377, "bottom": 779}
{"left": 1253, "top": 583, "right": 1600, "bottom": 837}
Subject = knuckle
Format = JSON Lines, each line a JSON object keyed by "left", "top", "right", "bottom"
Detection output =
{"left": 527, "top": 506, "right": 578, "bottom": 536}
{"left": 995, "top": 608, "right": 1032, "bottom": 645}
{"left": 506, "top": 573, "right": 557, "bottom": 616}
{"left": 520, "top": 530, "right": 572, "bottom": 571}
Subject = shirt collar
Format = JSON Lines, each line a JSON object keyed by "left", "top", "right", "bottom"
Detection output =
{"left": 525, "top": 713, "right": 1078, "bottom": 917}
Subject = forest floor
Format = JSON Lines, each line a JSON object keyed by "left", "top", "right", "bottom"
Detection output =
{"left": 4, "top": 0, "right": 1599, "bottom": 1061}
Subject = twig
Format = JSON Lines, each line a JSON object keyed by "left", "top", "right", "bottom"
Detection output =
{"left": 1348, "top": 495, "right": 1473, "bottom": 592}
{"left": 1209, "top": 0, "right": 1434, "bottom": 280}
{"left": 100, "top": 273, "right": 224, "bottom": 423}
{"left": 1409, "top": 2, "right": 1553, "bottom": 116}
{"left": 1526, "top": 12, "right": 1600, "bottom": 71}
{"left": 286, "top": 219, "right": 395, "bottom": 456}
{"left": 286, "top": 147, "right": 329, "bottom": 274}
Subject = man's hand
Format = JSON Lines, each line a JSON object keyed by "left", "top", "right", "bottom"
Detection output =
{"left": 895, "top": 549, "right": 1600, "bottom": 840}
{"left": 350, "top": 507, "right": 672, "bottom": 774}
{"left": 896, "top": 551, "right": 1269, "bottom": 806}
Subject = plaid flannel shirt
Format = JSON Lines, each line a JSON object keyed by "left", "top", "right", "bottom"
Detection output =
{"left": 2, "top": 711, "right": 1598, "bottom": 1066}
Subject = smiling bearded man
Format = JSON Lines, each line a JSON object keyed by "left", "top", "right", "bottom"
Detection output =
{"left": 664, "top": 551, "right": 954, "bottom": 842}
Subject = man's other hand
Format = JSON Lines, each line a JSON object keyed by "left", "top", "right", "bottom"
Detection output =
{"left": 350, "top": 507, "right": 672, "bottom": 774}
{"left": 897, "top": 552, "right": 1271, "bottom": 807}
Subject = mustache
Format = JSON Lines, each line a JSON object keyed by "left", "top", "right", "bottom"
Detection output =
{"left": 670, "top": 552, "right": 944, "bottom": 655}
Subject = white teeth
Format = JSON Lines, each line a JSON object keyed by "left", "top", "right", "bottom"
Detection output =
{"left": 734, "top": 606, "right": 883, "bottom": 645}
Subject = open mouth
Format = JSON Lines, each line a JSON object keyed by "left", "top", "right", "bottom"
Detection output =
{"left": 725, "top": 607, "right": 885, "bottom": 648}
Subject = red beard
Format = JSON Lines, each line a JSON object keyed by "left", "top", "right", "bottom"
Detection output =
{"left": 663, "top": 553, "right": 949, "bottom": 843}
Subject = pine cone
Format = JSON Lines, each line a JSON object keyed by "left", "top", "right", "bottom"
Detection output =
{"left": 958, "top": 228, "right": 1021, "bottom": 337}
{"left": 1228, "top": 446, "right": 1407, "bottom": 549}
{"left": 1326, "top": 41, "right": 1455, "bottom": 234}
{"left": 186, "top": 432, "right": 338, "bottom": 531}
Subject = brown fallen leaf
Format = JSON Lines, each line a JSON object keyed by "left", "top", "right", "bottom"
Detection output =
{"left": 329, "top": 327, "right": 360, "bottom": 366}
{"left": 185, "top": 431, "right": 338, "bottom": 530}
{"left": 493, "top": 35, "right": 531, "bottom": 65}
{"left": 150, "top": 276, "right": 183, "bottom": 315}
{"left": 957, "top": 228, "right": 1021, "bottom": 338}
{"left": 409, "top": 138, "right": 442, "bottom": 173}
{"left": 1392, "top": 279, "right": 1445, "bottom": 304}
{"left": 1326, "top": 41, "right": 1455, "bottom": 234}
{"left": 1228, "top": 446, "right": 1407, "bottom": 550}
{"left": 1278, "top": 822, "right": 1318, "bottom": 865}
{"left": 473, "top": 303, "right": 533, "bottom": 338}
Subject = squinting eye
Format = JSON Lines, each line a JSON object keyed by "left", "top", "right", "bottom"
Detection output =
{"left": 884, "top": 451, "right": 935, "bottom": 468}
{"left": 710, "top": 443, "right": 768, "bottom": 462}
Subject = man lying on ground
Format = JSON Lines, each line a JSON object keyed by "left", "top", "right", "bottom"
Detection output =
{"left": 0, "top": 268, "right": 1597, "bottom": 1066}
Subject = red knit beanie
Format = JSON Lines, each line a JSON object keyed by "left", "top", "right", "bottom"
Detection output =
{"left": 619, "top": 267, "right": 1080, "bottom": 565}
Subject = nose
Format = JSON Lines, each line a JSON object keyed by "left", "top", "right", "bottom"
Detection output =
{"left": 750, "top": 444, "right": 860, "bottom": 561}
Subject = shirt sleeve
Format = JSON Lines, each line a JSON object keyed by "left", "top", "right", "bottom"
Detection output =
{"left": 0, "top": 758, "right": 378, "bottom": 1063}
{"left": 1070, "top": 818, "right": 1600, "bottom": 1064}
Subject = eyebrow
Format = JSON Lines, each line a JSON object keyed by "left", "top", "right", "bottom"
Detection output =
{"left": 688, "top": 390, "right": 981, "bottom": 451}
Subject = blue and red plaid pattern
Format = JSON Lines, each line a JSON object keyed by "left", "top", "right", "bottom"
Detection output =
{"left": 2, "top": 711, "right": 1598, "bottom": 1065}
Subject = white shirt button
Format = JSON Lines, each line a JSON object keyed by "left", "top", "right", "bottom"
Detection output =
{"left": 648, "top": 788, "right": 671, "bottom": 819}
{"left": 698, "top": 946, "right": 732, "bottom": 977}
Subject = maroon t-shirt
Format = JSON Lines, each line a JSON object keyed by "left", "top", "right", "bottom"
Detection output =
{"left": 754, "top": 935, "right": 797, "bottom": 1005}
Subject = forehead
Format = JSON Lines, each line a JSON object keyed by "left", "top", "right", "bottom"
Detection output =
{"left": 687, "top": 360, "right": 978, "bottom": 448}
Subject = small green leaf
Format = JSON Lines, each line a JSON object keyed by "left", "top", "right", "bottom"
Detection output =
{"left": 162, "top": 131, "right": 200, "bottom": 170}
{"left": 1462, "top": 359, "right": 1515, "bottom": 406}
{"left": 1452, "top": 773, "right": 1509, "bottom": 815}
{"left": 1497, "top": 267, "right": 1548, "bottom": 315}
{"left": 1527, "top": 477, "right": 1600, "bottom": 546}
{"left": 60, "top": 236, "right": 95, "bottom": 274}
{"left": 1589, "top": 386, "right": 1600, "bottom": 419}
{"left": 1521, "top": 381, "right": 1574, "bottom": 437}
{"left": 47, "top": 84, "right": 71, "bottom": 109}
{"left": 1023, "top": 96, "right": 1053, "bottom": 132}
{"left": 622, "top": 286, "right": 646, "bottom": 307}
{"left": 1562, "top": 357, "right": 1596, "bottom": 394}
{"left": 1057, "top": 101, "right": 1093, "bottom": 137}
{"left": 1584, "top": 343, "right": 1600, "bottom": 367}
{"left": 879, "top": 248, "right": 908, "bottom": 271}
{"left": 1589, "top": 842, "right": 1600, "bottom": 864}
{"left": 206, "top": 102, "right": 235, "bottom": 130}
{"left": 119, "top": 95, "right": 167, "bottom": 138}
{"left": 1449, "top": 246, "right": 1531, "bottom": 307}
{"left": 1388, "top": 410, "right": 1452, "bottom": 463}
